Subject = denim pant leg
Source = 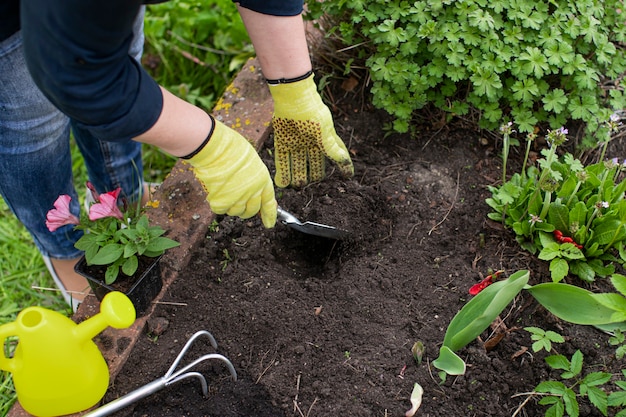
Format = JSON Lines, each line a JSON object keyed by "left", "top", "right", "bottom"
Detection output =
{"left": 72, "top": 7, "right": 147, "bottom": 203}
{"left": 0, "top": 31, "right": 83, "bottom": 259}
{"left": 0, "top": 8, "right": 147, "bottom": 258}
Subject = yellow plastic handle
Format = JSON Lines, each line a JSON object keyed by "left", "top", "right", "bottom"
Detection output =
{"left": 0, "top": 321, "right": 17, "bottom": 373}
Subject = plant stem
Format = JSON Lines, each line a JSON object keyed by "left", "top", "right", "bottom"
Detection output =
{"left": 585, "top": 207, "right": 600, "bottom": 231}
{"left": 502, "top": 132, "right": 510, "bottom": 184}
{"left": 598, "top": 140, "right": 609, "bottom": 164}
{"left": 521, "top": 138, "right": 532, "bottom": 180}
{"left": 539, "top": 191, "right": 552, "bottom": 220}
{"left": 566, "top": 181, "right": 582, "bottom": 207}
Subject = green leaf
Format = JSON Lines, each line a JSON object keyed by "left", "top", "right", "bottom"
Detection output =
{"left": 443, "top": 270, "right": 529, "bottom": 352}
{"left": 548, "top": 202, "right": 569, "bottom": 233}
{"left": 569, "top": 202, "right": 588, "bottom": 230}
{"left": 562, "top": 387, "right": 579, "bottom": 417}
{"left": 89, "top": 244, "right": 125, "bottom": 266}
{"left": 539, "top": 242, "right": 561, "bottom": 261}
{"left": 146, "top": 236, "right": 180, "bottom": 253}
{"left": 582, "top": 372, "right": 612, "bottom": 387}
{"left": 568, "top": 350, "right": 583, "bottom": 377}
{"left": 470, "top": 67, "right": 502, "bottom": 99}
{"left": 536, "top": 380, "right": 567, "bottom": 394}
{"left": 122, "top": 255, "right": 139, "bottom": 277}
{"left": 612, "top": 274, "right": 626, "bottom": 297}
{"left": 527, "top": 283, "right": 618, "bottom": 325}
{"left": 591, "top": 293, "right": 626, "bottom": 322}
{"left": 432, "top": 346, "right": 466, "bottom": 376}
{"left": 105, "top": 264, "right": 120, "bottom": 285}
{"left": 608, "top": 390, "right": 626, "bottom": 407}
{"left": 532, "top": 340, "right": 549, "bottom": 352}
{"left": 588, "top": 259, "right": 614, "bottom": 278}
{"left": 549, "top": 258, "right": 569, "bottom": 282}
{"left": 590, "top": 220, "right": 626, "bottom": 247}
{"left": 542, "top": 89, "right": 568, "bottom": 113}
{"left": 546, "top": 330, "right": 565, "bottom": 343}
{"left": 511, "top": 78, "right": 540, "bottom": 102}
{"left": 519, "top": 46, "right": 550, "bottom": 77}
{"left": 569, "top": 261, "right": 596, "bottom": 282}
{"left": 545, "top": 354, "right": 571, "bottom": 372}
{"left": 539, "top": 397, "right": 565, "bottom": 417}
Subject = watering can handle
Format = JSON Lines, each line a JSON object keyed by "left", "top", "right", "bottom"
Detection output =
{"left": 0, "top": 321, "right": 18, "bottom": 373}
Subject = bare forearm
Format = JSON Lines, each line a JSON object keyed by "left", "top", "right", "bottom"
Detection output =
{"left": 237, "top": 6, "right": 312, "bottom": 79}
{"left": 134, "top": 87, "right": 212, "bottom": 158}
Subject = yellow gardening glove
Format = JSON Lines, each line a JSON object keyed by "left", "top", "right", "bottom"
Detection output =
{"left": 268, "top": 73, "right": 354, "bottom": 188}
{"left": 184, "top": 118, "right": 277, "bottom": 228}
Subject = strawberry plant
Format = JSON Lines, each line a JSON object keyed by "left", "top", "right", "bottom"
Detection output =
{"left": 306, "top": 0, "right": 626, "bottom": 146}
{"left": 532, "top": 350, "right": 614, "bottom": 417}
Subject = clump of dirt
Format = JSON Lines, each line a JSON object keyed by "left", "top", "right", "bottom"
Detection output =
{"left": 101, "top": 86, "right": 624, "bottom": 417}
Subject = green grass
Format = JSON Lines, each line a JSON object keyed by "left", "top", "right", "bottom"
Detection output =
{"left": 0, "top": 1, "right": 250, "bottom": 413}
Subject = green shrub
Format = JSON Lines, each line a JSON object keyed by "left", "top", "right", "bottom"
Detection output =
{"left": 307, "top": 0, "right": 626, "bottom": 146}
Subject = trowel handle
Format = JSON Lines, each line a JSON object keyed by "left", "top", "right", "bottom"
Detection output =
{"left": 0, "top": 321, "right": 18, "bottom": 372}
{"left": 276, "top": 206, "right": 300, "bottom": 226}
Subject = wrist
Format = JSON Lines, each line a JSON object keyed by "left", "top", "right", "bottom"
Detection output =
{"left": 268, "top": 72, "right": 319, "bottom": 110}
{"left": 181, "top": 115, "right": 216, "bottom": 160}
{"left": 266, "top": 70, "right": 313, "bottom": 85}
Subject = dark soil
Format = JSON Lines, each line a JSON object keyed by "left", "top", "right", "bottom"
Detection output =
{"left": 101, "top": 88, "right": 625, "bottom": 417}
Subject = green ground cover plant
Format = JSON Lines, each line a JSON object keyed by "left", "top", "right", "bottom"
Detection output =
{"left": 306, "top": 0, "right": 626, "bottom": 146}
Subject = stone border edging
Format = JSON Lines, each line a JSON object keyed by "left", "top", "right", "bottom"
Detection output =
{"left": 7, "top": 57, "right": 273, "bottom": 417}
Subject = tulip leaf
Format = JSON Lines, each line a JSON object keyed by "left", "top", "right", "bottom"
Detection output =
{"left": 527, "top": 283, "right": 619, "bottom": 325}
{"left": 444, "top": 270, "right": 529, "bottom": 352}
{"left": 432, "top": 346, "right": 466, "bottom": 376}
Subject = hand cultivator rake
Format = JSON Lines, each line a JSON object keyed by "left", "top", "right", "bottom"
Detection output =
{"left": 86, "top": 330, "right": 237, "bottom": 416}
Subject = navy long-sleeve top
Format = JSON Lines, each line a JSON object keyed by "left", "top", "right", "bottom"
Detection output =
{"left": 4, "top": 0, "right": 303, "bottom": 142}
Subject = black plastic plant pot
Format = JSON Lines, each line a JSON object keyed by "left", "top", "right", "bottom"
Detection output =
{"left": 75, "top": 255, "right": 163, "bottom": 317}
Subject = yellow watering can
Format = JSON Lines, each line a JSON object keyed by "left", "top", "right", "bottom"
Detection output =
{"left": 0, "top": 292, "right": 135, "bottom": 417}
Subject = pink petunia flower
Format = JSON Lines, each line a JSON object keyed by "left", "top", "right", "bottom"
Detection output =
{"left": 46, "top": 195, "right": 80, "bottom": 232}
{"left": 89, "top": 188, "right": 124, "bottom": 221}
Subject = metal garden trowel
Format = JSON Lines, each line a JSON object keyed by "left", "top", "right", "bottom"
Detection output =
{"left": 277, "top": 206, "right": 350, "bottom": 240}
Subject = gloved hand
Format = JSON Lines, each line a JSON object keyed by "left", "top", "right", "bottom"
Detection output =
{"left": 183, "top": 117, "right": 277, "bottom": 228}
{"left": 268, "top": 72, "right": 354, "bottom": 188}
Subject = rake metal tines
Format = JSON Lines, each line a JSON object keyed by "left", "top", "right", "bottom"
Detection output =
{"left": 86, "top": 330, "right": 237, "bottom": 417}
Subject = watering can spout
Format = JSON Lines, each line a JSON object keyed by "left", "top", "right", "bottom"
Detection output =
{"left": 73, "top": 291, "right": 136, "bottom": 342}
{"left": 0, "top": 291, "right": 135, "bottom": 417}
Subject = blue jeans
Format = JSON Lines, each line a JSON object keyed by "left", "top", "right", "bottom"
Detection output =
{"left": 0, "top": 9, "right": 146, "bottom": 259}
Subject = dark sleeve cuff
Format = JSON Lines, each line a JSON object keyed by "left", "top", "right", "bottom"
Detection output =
{"left": 234, "top": 0, "right": 303, "bottom": 16}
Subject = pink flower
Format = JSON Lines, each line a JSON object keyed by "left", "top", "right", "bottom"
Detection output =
{"left": 46, "top": 195, "right": 80, "bottom": 232}
{"left": 89, "top": 188, "right": 124, "bottom": 221}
